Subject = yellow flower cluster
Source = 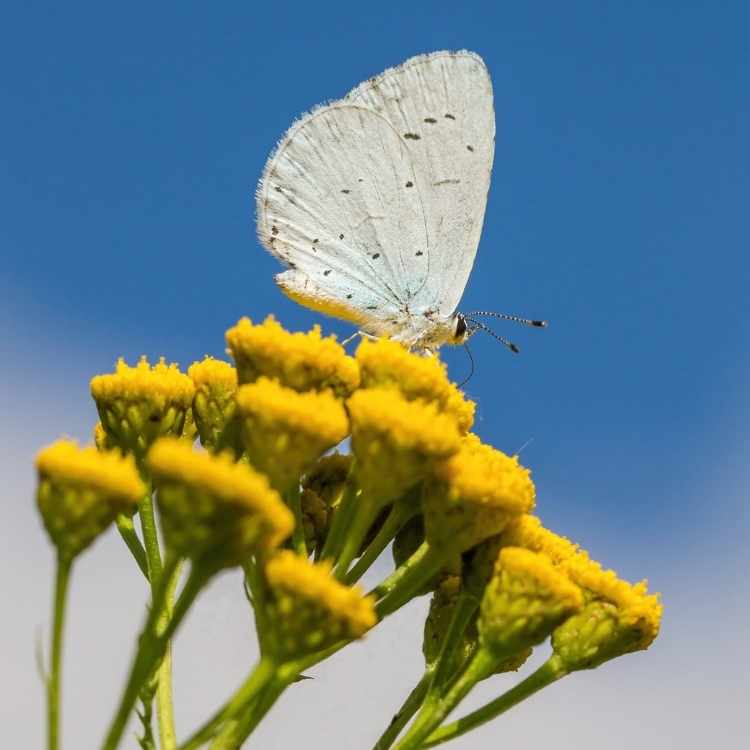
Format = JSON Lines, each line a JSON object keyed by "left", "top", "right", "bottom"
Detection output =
{"left": 423, "top": 435, "right": 536, "bottom": 556}
{"left": 479, "top": 547, "right": 583, "bottom": 657}
{"left": 147, "top": 437, "right": 293, "bottom": 566}
{"left": 236, "top": 377, "right": 350, "bottom": 491}
{"left": 356, "top": 337, "right": 475, "bottom": 433}
{"left": 226, "top": 316, "right": 359, "bottom": 395}
{"left": 348, "top": 387, "right": 461, "bottom": 504}
{"left": 91, "top": 356, "right": 194, "bottom": 458}
{"left": 265, "top": 550, "right": 376, "bottom": 657}
{"left": 188, "top": 357, "right": 238, "bottom": 450}
{"left": 36, "top": 440, "right": 144, "bottom": 559}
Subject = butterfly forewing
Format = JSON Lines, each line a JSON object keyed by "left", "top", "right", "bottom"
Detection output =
{"left": 257, "top": 103, "right": 429, "bottom": 333}
{"left": 346, "top": 50, "right": 495, "bottom": 318}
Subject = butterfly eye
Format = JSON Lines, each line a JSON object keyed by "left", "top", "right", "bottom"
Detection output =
{"left": 454, "top": 315, "right": 468, "bottom": 341}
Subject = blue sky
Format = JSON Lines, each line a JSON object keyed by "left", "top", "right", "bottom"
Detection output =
{"left": 2, "top": 2, "right": 749, "bottom": 747}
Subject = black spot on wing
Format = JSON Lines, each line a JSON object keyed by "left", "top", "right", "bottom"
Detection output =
{"left": 372, "top": 253, "right": 380, "bottom": 259}
{"left": 423, "top": 117, "right": 437, "bottom": 124}
{"left": 403, "top": 133, "right": 421, "bottom": 140}
{"left": 444, "top": 113, "right": 456, "bottom": 120}
{"left": 346, "top": 294, "right": 353, "bottom": 299}
{"left": 339, "top": 233, "right": 344, "bottom": 240}
{"left": 415, "top": 251, "right": 424, "bottom": 256}
{"left": 405, "top": 181, "right": 413, "bottom": 188}
{"left": 466, "top": 145, "right": 474, "bottom": 152}
{"left": 341, "top": 189, "right": 350, "bottom": 194}
{"left": 323, "top": 270, "right": 331, "bottom": 276}
{"left": 271, "top": 226, "right": 279, "bottom": 235}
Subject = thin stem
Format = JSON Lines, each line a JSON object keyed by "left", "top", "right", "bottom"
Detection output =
{"left": 178, "top": 658, "right": 277, "bottom": 750}
{"left": 423, "top": 656, "right": 567, "bottom": 747}
{"left": 318, "top": 474, "right": 359, "bottom": 562}
{"left": 157, "top": 561, "right": 183, "bottom": 750}
{"left": 372, "top": 669, "right": 432, "bottom": 750}
{"left": 427, "top": 589, "right": 479, "bottom": 698}
{"left": 243, "top": 558, "right": 272, "bottom": 655}
{"left": 394, "top": 648, "right": 497, "bottom": 750}
{"left": 47, "top": 554, "right": 72, "bottom": 750}
{"left": 138, "top": 483, "right": 177, "bottom": 749}
{"left": 373, "top": 543, "right": 445, "bottom": 619}
{"left": 100, "top": 558, "right": 205, "bottom": 750}
{"left": 342, "top": 501, "right": 417, "bottom": 584}
{"left": 116, "top": 513, "right": 149, "bottom": 578}
{"left": 332, "top": 496, "right": 382, "bottom": 580}
{"left": 285, "top": 485, "right": 307, "bottom": 558}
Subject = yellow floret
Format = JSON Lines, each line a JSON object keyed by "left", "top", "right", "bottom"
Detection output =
{"left": 188, "top": 357, "right": 238, "bottom": 390}
{"left": 501, "top": 514, "right": 579, "bottom": 565}
{"left": 355, "top": 337, "right": 475, "bottom": 433}
{"left": 236, "top": 378, "right": 350, "bottom": 491}
{"left": 147, "top": 438, "right": 293, "bottom": 564}
{"left": 90, "top": 357, "right": 195, "bottom": 458}
{"left": 226, "top": 316, "right": 360, "bottom": 396}
{"left": 479, "top": 547, "right": 583, "bottom": 657}
{"left": 265, "top": 550, "right": 377, "bottom": 657}
{"left": 36, "top": 440, "right": 144, "bottom": 559}
{"left": 423, "top": 435, "right": 536, "bottom": 555}
{"left": 347, "top": 387, "right": 461, "bottom": 503}
{"left": 187, "top": 357, "right": 238, "bottom": 450}
{"left": 561, "top": 552, "right": 662, "bottom": 650}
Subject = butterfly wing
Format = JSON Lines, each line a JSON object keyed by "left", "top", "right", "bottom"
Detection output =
{"left": 257, "top": 103, "right": 430, "bottom": 336}
{"left": 346, "top": 50, "right": 495, "bottom": 318}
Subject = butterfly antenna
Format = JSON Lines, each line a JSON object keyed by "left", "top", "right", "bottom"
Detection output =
{"left": 466, "top": 318, "right": 520, "bottom": 354}
{"left": 457, "top": 341, "right": 475, "bottom": 388}
{"left": 466, "top": 311, "right": 548, "bottom": 328}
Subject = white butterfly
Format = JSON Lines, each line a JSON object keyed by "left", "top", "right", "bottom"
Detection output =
{"left": 257, "top": 50, "right": 545, "bottom": 353}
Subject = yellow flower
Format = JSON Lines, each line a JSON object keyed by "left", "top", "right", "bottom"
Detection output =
{"left": 90, "top": 357, "right": 195, "bottom": 459}
{"left": 551, "top": 552, "right": 662, "bottom": 668}
{"left": 188, "top": 357, "right": 238, "bottom": 450}
{"left": 226, "top": 316, "right": 359, "bottom": 396}
{"left": 500, "top": 514, "right": 579, "bottom": 566}
{"left": 355, "top": 337, "right": 475, "bottom": 433}
{"left": 348, "top": 388, "right": 461, "bottom": 505}
{"left": 93, "top": 421, "right": 114, "bottom": 452}
{"left": 422, "top": 435, "right": 536, "bottom": 556}
{"left": 265, "top": 550, "right": 376, "bottom": 658}
{"left": 479, "top": 547, "right": 583, "bottom": 658}
{"left": 235, "top": 378, "right": 350, "bottom": 492}
{"left": 147, "top": 438, "right": 293, "bottom": 567}
{"left": 36, "top": 440, "right": 144, "bottom": 560}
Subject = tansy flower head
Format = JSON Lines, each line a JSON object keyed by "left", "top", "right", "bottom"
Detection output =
{"left": 235, "top": 378, "right": 350, "bottom": 492}
{"left": 90, "top": 357, "right": 195, "bottom": 460}
{"left": 188, "top": 357, "right": 238, "bottom": 450}
{"left": 147, "top": 438, "right": 293, "bottom": 568}
{"left": 501, "top": 514, "right": 579, "bottom": 566}
{"left": 36, "top": 440, "right": 144, "bottom": 560}
{"left": 356, "top": 337, "right": 475, "bottom": 433}
{"left": 226, "top": 316, "right": 359, "bottom": 396}
{"left": 479, "top": 547, "right": 583, "bottom": 658}
{"left": 93, "top": 421, "right": 115, "bottom": 452}
{"left": 422, "top": 435, "right": 536, "bottom": 556}
{"left": 551, "top": 552, "right": 662, "bottom": 670}
{"left": 348, "top": 388, "right": 461, "bottom": 505}
{"left": 264, "top": 551, "right": 376, "bottom": 658}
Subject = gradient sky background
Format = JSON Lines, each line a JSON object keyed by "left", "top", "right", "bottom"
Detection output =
{"left": 2, "top": 1, "right": 748, "bottom": 748}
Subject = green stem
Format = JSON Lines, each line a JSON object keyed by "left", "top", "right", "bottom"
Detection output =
{"left": 157, "top": 561, "right": 183, "bottom": 750}
{"left": 47, "top": 554, "right": 72, "bottom": 750}
{"left": 332, "top": 495, "right": 382, "bottom": 580}
{"left": 116, "top": 513, "right": 149, "bottom": 578}
{"left": 395, "top": 648, "right": 497, "bottom": 750}
{"left": 286, "top": 485, "right": 307, "bottom": 558}
{"left": 423, "top": 656, "right": 567, "bottom": 747}
{"left": 373, "top": 543, "right": 445, "bottom": 619}
{"left": 243, "top": 559, "right": 271, "bottom": 655}
{"left": 427, "top": 589, "right": 479, "bottom": 698}
{"left": 318, "top": 475, "right": 359, "bottom": 562}
{"left": 342, "top": 501, "right": 417, "bottom": 584}
{"left": 372, "top": 669, "right": 432, "bottom": 750}
{"left": 138, "top": 484, "right": 177, "bottom": 750}
{"left": 178, "top": 658, "right": 276, "bottom": 750}
{"left": 100, "top": 558, "right": 205, "bottom": 750}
